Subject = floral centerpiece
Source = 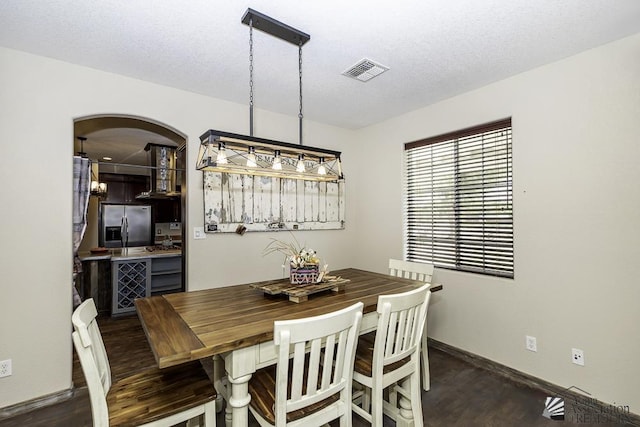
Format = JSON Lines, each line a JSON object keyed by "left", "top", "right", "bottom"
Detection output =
{"left": 263, "top": 236, "right": 324, "bottom": 285}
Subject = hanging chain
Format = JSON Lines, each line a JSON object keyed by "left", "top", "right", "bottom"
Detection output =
{"left": 298, "top": 40, "right": 303, "bottom": 146}
{"left": 249, "top": 18, "right": 254, "bottom": 136}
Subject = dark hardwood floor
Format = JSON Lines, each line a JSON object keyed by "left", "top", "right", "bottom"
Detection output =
{"left": 1, "top": 314, "right": 633, "bottom": 427}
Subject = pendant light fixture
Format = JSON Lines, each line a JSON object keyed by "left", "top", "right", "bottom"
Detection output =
{"left": 196, "top": 8, "right": 344, "bottom": 182}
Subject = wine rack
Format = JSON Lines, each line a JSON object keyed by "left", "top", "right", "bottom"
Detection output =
{"left": 111, "top": 259, "right": 151, "bottom": 315}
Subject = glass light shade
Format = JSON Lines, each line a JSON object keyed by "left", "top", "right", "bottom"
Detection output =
{"left": 206, "top": 142, "right": 215, "bottom": 162}
{"left": 216, "top": 143, "right": 228, "bottom": 164}
{"left": 296, "top": 154, "right": 305, "bottom": 173}
{"left": 246, "top": 146, "right": 257, "bottom": 167}
{"left": 317, "top": 157, "right": 327, "bottom": 175}
{"left": 91, "top": 180, "right": 107, "bottom": 196}
{"left": 272, "top": 150, "right": 282, "bottom": 170}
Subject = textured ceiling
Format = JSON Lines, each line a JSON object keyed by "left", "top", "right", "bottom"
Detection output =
{"left": 2, "top": 1, "right": 640, "bottom": 136}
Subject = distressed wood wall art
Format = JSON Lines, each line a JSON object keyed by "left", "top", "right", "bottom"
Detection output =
{"left": 203, "top": 172, "right": 345, "bottom": 233}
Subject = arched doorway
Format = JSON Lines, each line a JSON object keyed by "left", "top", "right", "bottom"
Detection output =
{"left": 73, "top": 114, "right": 187, "bottom": 315}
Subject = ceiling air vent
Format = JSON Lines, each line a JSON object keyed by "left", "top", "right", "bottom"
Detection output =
{"left": 342, "top": 58, "right": 389, "bottom": 82}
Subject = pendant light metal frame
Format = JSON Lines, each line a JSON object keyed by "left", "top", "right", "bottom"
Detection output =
{"left": 241, "top": 8, "right": 310, "bottom": 47}
{"left": 197, "top": 129, "right": 343, "bottom": 182}
{"left": 196, "top": 8, "right": 344, "bottom": 183}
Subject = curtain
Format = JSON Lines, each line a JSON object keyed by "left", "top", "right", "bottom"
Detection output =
{"left": 72, "top": 156, "right": 91, "bottom": 307}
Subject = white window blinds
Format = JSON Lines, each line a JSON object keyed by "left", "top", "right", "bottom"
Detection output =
{"left": 404, "top": 118, "right": 513, "bottom": 278}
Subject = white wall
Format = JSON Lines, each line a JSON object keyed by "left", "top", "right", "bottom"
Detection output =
{"left": 0, "top": 46, "right": 357, "bottom": 407}
{"left": 352, "top": 33, "right": 640, "bottom": 411}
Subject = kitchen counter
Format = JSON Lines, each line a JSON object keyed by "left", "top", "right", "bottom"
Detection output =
{"left": 78, "top": 247, "right": 182, "bottom": 261}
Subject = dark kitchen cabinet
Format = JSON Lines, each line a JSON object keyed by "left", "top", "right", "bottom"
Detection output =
{"left": 79, "top": 259, "right": 112, "bottom": 315}
{"left": 152, "top": 198, "right": 181, "bottom": 223}
{"left": 101, "top": 173, "right": 149, "bottom": 204}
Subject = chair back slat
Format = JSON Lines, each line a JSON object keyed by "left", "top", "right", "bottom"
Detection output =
{"left": 273, "top": 302, "right": 363, "bottom": 423}
{"left": 332, "top": 331, "right": 346, "bottom": 383}
{"left": 306, "top": 338, "right": 321, "bottom": 393}
{"left": 388, "top": 258, "right": 434, "bottom": 283}
{"left": 290, "top": 340, "right": 306, "bottom": 401}
{"left": 319, "top": 334, "right": 335, "bottom": 389}
{"left": 396, "top": 309, "right": 410, "bottom": 352}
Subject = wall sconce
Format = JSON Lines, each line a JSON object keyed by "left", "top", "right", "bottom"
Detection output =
{"left": 90, "top": 180, "right": 108, "bottom": 197}
{"left": 78, "top": 136, "right": 108, "bottom": 198}
{"left": 90, "top": 160, "right": 108, "bottom": 198}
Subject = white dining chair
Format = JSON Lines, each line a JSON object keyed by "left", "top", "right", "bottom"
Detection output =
{"left": 248, "top": 302, "right": 363, "bottom": 427}
{"left": 388, "top": 258, "right": 434, "bottom": 282}
{"left": 388, "top": 258, "right": 434, "bottom": 391}
{"left": 72, "top": 298, "right": 217, "bottom": 427}
{"left": 352, "top": 283, "right": 431, "bottom": 426}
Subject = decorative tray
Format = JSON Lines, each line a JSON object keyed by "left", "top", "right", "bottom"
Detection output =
{"left": 250, "top": 277, "right": 350, "bottom": 303}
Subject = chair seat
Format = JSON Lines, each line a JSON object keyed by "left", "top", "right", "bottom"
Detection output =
{"left": 248, "top": 362, "right": 339, "bottom": 425}
{"left": 354, "top": 332, "right": 410, "bottom": 377}
{"left": 107, "top": 361, "right": 216, "bottom": 427}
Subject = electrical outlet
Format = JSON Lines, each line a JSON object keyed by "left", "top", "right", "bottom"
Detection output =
{"left": 0, "top": 359, "right": 12, "bottom": 378}
{"left": 526, "top": 336, "right": 537, "bottom": 352}
{"left": 572, "top": 348, "right": 585, "bottom": 366}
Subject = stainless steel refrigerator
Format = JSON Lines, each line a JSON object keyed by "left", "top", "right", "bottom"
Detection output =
{"left": 100, "top": 204, "right": 152, "bottom": 248}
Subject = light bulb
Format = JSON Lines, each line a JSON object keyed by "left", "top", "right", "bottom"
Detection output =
{"left": 317, "top": 157, "right": 327, "bottom": 175}
{"left": 205, "top": 142, "right": 215, "bottom": 163}
{"left": 216, "top": 143, "right": 227, "bottom": 164}
{"left": 296, "top": 154, "right": 305, "bottom": 173}
{"left": 272, "top": 150, "right": 282, "bottom": 170}
{"left": 246, "top": 146, "right": 257, "bottom": 167}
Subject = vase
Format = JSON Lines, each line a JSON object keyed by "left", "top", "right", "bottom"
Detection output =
{"left": 289, "top": 264, "right": 319, "bottom": 285}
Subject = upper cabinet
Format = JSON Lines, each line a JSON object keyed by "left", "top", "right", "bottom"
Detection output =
{"left": 101, "top": 173, "right": 149, "bottom": 204}
{"left": 153, "top": 198, "right": 181, "bottom": 223}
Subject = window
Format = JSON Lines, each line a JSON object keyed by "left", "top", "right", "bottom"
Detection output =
{"left": 404, "top": 118, "right": 513, "bottom": 278}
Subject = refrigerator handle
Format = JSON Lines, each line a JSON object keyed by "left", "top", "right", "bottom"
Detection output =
{"left": 121, "top": 216, "right": 128, "bottom": 248}
{"left": 125, "top": 216, "right": 129, "bottom": 247}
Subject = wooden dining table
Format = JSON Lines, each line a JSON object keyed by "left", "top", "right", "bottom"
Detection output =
{"left": 135, "top": 267, "right": 440, "bottom": 427}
